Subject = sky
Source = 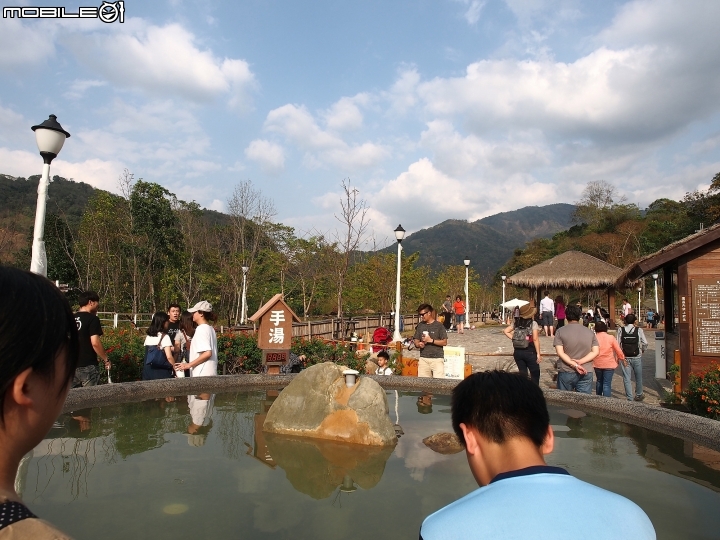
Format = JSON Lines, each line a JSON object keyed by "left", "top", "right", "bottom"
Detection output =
{"left": 2, "top": 0, "right": 720, "bottom": 248}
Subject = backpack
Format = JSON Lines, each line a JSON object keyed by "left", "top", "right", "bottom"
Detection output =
{"left": 620, "top": 327, "right": 640, "bottom": 357}
{"left": 145, "top": 333, "right": 171, "bottom": 369}
{"left": 512, "top": 319, "right": 534, "bottom": 349}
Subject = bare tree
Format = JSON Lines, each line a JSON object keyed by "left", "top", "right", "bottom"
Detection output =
{"left": 225, "top": 180, "right": 276, "bottom": 323}
{"left": 332, "top": 179, "right": 369, "bottom": 322}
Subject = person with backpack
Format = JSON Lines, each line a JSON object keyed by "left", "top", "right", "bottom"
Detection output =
{"left": 142, "top": 312, "right": 176, "bottom": 380}
{"left": 616, "top": 313, "right": 648, "bottom": 401}
{"left": 503, "top": 303, "right": 542, "bottom": 384}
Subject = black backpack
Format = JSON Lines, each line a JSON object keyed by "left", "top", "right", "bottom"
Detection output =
{"left": 512, "top": 319, "right": 534, "bottom": 349}
{"left": 620, "top": 327, "right": 640, "bottom": 357}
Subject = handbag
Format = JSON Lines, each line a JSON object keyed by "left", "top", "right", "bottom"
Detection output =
{"left": 145, "top": 333, "right": 171, "bottom": 369}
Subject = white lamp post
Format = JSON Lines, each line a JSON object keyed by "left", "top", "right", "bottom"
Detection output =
{"left": 393, "top": 224, "right": 405, "bottom": 342}
{"left": 652, "top": 273, "right": 659, "bottom": 314}
{"left": 464, "top": 257, "right": 470, "bottom": 322}
{"left": 501, "top": 275, "right": 507, "bottom": 323}
{"left": 30, "top": 115, "right": 70, "bottom": 276}
{"left": 637, "top": 286, "right": 642, "bottom": 320}
{"left": 240, "top": 266, "right": 249, "bottom": 324}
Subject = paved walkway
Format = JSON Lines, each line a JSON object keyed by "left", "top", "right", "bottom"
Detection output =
{"left": 402, "top": 323, "right": 670, "bottom": 405}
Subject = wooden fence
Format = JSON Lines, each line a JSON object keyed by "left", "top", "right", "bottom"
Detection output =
{"left": 98, "top": 311, "right": 487, "bottom": 339}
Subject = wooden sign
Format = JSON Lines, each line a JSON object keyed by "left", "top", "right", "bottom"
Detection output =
{"left": 249, "top": 294, "right": 301, "bottom": 369}
{"left": 692, "top": 279, "right": 720, "bottom": 356}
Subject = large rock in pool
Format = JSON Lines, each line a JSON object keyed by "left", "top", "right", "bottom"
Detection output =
{"left": 263, "top": 362, "right": 396, "bottom": 446}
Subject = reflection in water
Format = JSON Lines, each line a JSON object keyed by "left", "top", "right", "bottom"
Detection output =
{"left": 18, "top": 390, "right": 720, "bottom": 540}
{"left": 265, "top": 433, "right": 394, "bottom": 500}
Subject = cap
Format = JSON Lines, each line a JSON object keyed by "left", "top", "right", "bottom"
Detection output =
{"left": 188, "top": 300, "right": 213, "bottom": 313}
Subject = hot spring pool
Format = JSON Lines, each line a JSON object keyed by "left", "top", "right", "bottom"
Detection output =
{"left": 21, "top": 390, "right": 720, "bottom": 539}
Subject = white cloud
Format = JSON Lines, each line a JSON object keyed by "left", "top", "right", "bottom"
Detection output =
{"left": 384, "top": 68, "right": 420, "bottom": 115}
{"left": 63, "top": 22, "right": 256, "bottom": 107}
{"left": 264, "top": 104, "right": 389, "bottom": 170}
{"left": 323, "top": 94, "right": 369, "bottom": 132}
{"left": 63, "top": 79, "right": 107, "bottom": 100}
{"left": 244, "top": 139, "right": 285, "bottom": 173}
{"left": 459, "top": 0, "right": 487, "bottom": 25}
{"left": 0, "top": 19, "right": 56, "bottom": 70}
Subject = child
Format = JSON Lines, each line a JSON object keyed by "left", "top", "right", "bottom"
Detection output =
{"left": 375, "top": 351, "right": 393, "bottom": 375}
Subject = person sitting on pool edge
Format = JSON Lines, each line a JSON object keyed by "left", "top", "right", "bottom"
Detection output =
{"left": 419, "top": 371, "right": 656, "bottom": 540}
{"left": 0, "top": 267, "right": 78, "bottom": 539}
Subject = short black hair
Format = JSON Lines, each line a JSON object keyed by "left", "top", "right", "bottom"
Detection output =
{"left": 417, "top": 303, "right": 433, "bottom": 314}
{"left": 543, "top": 291, "right": 549, "bottom": 297}
{"left": 565, "top": 305, "right": 582, "bottom": 322}
{"left": 147, "top": 312, "right": 170, "bottom": 336}
{"left": 625, "top": 313, "right": 636, "bottom": 325}
{"left": 594, "top": 321, "right": 608, "bottom": 333}
{"left": 377, "top": 351, "right": 390, "bottom": 360}
{"left": 451, "top": 371, "right": 549, "bottom": 448}
{"left": 0, "top": 268, "right": 78, "bottom": 421}
{"left": 168, "top": 303, "right": 181, "bottom": 311}
{"left": 78, "top": 290, "right": 99, "bottom": 307}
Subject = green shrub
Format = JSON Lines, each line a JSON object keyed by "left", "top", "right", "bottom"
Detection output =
{"left": 217, "top": 332, "right": 262, "bottom": 374}
{"left": 684, "top": 363, "right": 720, "bottom": 420}
{"left": 101, "top": 328, "right": 145, "bottom": 383}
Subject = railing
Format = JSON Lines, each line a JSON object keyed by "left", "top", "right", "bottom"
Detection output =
{"left": 98, "top": 311, "right": 488, "bottom": 339}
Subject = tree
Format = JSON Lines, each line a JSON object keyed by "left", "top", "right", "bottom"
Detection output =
{"left": 573, "top": 180, "right": 640, "bottom": 232}
{"left": 332, "top": 179, "right": 369, "bottom": 318}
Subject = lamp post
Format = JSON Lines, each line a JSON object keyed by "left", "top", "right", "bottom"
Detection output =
{"left": 501, "top": 275, "right": 507, "bottom": 323}
{"left": 464, "top": 257, "right": 470, "bottom": 321}
{"left": 637, "top": 286, "right": 642, "bottom": 320}
{"left": 393, "top": 225, "right": 405, "bottom": 342}
{"left": 652, "top": 273, "right": 659, "bottom": 314}
{"left": 30, "top": 115, "right": 70, "bottom": 276}
{"left": 240, "top": 266, "right": 249, "bottom": 324}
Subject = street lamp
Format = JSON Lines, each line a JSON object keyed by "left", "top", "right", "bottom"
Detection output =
{"left": 637, "top": 286, "right": 642, "bottom": 320}
{"left": 393, "top": 224, "right": 405, "bottom": 342}
{"left": 464, "top": 257, "right": 470, "bottom": 322}
{"left": 240, "top": 266, "right": 249, "bottom": 324}
{"left": 501, "top": 275, "right": 507, "bottom": 323}
{"left": 30, "top": 115, "right": 70, "bottom": 276}
{"left": 652, "top": 273, "right": 659, "bottom": 314}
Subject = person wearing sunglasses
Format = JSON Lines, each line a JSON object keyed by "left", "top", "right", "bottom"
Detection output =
{"left": 413, "top": 304, "right": 448, "bottom": 378}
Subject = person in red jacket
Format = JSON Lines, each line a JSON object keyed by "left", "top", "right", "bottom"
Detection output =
{"left": 453, "top": 295, "right": 467, "bottom": 334}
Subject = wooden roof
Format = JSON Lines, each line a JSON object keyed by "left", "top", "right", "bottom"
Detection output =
{"left": 507, "top": 250, "right": 624, "bottom": 289}
{"left": 615, "top": 222, "right": 720, "bottom": 284}
{"left": 248, "top": 293, "right": 301, "bottom": 323}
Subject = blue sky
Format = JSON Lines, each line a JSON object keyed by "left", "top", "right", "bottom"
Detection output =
{"left": 2, "top": 0, "right": 720, "bottom": 247}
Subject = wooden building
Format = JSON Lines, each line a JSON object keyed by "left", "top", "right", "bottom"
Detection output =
{"left": 617, "top": 223, "right": 720, "bottom": 388}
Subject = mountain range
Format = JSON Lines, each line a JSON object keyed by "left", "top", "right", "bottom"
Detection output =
{"left": 381, "top": 203, "right": 576, "bottom": 277}
{"left": 0, "top": 174, "right": 575, "bottom": 275}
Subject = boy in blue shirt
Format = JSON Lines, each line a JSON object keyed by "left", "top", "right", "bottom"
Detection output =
{"left": 420, "top": 371, "right": 655, "bottom": 540}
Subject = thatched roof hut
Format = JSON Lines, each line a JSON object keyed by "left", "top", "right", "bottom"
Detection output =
{"left": 507, "top": 250, "right": 624, "bottom": 289}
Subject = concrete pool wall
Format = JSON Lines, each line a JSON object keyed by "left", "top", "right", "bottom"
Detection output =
{"left": 63, "top": 374, "right": 720, "bottom": 453}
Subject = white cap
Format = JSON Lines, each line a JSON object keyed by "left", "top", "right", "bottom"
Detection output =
{"left": 188, "top": 300, "right": 213, "bottom": 313}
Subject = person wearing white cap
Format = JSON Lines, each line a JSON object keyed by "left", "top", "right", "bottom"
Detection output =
{"left": 175, "top": 301, "right": 217, "bottom": 377}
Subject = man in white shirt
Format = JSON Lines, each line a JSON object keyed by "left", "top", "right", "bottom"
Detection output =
{"left": 622, "top": 298, "right": 633, "bottom": 324}
{"left": 539, "top": 291, "right": 555, "bottom": 337}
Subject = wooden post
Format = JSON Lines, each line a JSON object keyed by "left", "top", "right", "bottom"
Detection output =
{"left": 607, "top": 287, "right": 616, "bottom": 329}
{"left": 673, "top": 349, "right": 682, "bottom": 396}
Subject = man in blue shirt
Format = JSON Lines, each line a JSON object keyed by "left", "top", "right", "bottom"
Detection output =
{"left": 419, "top": 371, "right": 656, "bottom": 540}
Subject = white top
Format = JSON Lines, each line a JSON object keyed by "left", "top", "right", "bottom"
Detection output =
{"left": 539, "top": 296, "right": 554, "bottom": 313}
{"left": 376, "top": 366, "right": 393, "bottom": 375}
{"left": 144, "top": 334, "right": 173, "bottom": 348}
{"left": 189, "top": 324, "right": 218, "bottom": 377}
{"left": 188, "top": 394, "right": 215, "bottom": 426}
{"left": 622, "top": 302, "right": 633, "bottom": 316}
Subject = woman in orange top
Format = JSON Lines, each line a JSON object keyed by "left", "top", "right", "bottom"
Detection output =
{"left": 453, "top": 295, "right": 466, "bottom": 334}
{"left": 593, "top": 321, "right": 626, "bottom": 397}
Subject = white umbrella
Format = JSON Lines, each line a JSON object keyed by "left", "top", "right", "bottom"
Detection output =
{"left": 501, "top": 298, "right": 529, "bottom": 308}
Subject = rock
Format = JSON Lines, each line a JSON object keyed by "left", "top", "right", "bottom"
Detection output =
{"left": 423, "top": 432, "right": 464, "bottom": 454}
{"left": 263, "top": 362, "right": 397, "bottom": 446}
{"left": 365, "top": 359, "right": 379, "bottom": 374}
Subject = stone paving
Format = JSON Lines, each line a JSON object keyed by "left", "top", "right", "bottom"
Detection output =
{"left": 401, "top": 323, "right": 670, "bottom": 405}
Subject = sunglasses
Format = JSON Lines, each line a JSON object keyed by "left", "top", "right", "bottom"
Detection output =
{"left": 419, "top": 311, "right": 430, "bottom": 316}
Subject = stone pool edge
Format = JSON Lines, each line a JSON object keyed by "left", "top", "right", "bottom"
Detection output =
{"left": 63, "top": 374, "right": 720, "bottom": 452}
